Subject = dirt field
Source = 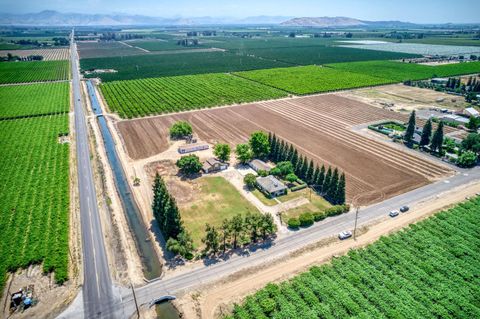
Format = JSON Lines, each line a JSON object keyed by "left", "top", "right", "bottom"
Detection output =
{"left": 176, "top": 181, "right": 480, "bottom": 319}
{"left": 0, "top": 48, "right": 70, "bottom": 61}
{"left": 116, "top": 94, "right": 454, "bottom": 205}
{"left": 338, "top": 83, "right": 469, "bottom": 112}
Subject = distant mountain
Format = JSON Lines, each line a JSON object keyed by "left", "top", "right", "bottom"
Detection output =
{"left": 0, "top": 10, "right": 292, "bottom": 26}
{"left": 280, "top": 16, "right": 418, "bottom": 28}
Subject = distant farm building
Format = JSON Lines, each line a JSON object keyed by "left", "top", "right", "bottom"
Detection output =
{"left": 249, "top": 159, "right": 271, "bottom": 173}
{"left": 178, "top": 143, "right": 209, "bottom": 154}
{"left": 439, "top": 114, "right": 469, "bottom": 125}
{"left": 431, "top": 78, "right": 449, "bottom": 85}
{"left": 464, "top": 107, "right": 479, "bottom": 118}
{"left": 256, "top": 175, "right": 287, "bottom": 197}
{"left": 202, "top": 158, "right": 228, "bottom": 173}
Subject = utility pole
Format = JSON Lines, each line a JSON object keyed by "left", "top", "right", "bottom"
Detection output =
{"left": 353, "top": 206, "right": 359, "bottom": 241}
{"left": 131, "top": 283, "right": 140, "bottom": 319}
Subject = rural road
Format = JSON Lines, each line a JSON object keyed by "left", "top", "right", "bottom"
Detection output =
{"left": 69, "top": 30, "right": 116, "bottom": 319}
{"left": 60, "top": 31, "right": 480, "bottom": 319}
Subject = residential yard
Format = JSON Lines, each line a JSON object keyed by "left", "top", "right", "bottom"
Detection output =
{"left": 281, "top": 189, "right": 332, "bottom": 221}
{"left": 251, "top": 188, "right": 278, "bottom": 206}
{"left": 181, "top": 176, "right": 261, "bottom": 247}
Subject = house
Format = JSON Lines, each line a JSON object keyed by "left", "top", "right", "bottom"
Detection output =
{"left": 464, "top": 107, "right": 479, "bottom": 118}
{"left": 256, "top": 175, "right": 287, "bottom": 197}
{"left": 178, "top": 143, "right": 209, "bottom": 154}
{"left": 439, "top": 114, "right": 469, "bottom": 125}
{"left": 248, "top": 159, "right": 271, "bottom": 173}
{"left": 202, "top": 158, "right": 228, "bottom": 173}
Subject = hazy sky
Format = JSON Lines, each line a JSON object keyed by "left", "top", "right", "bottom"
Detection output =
{"left": 3, "top": 0, "right": 479, "bottom": 24}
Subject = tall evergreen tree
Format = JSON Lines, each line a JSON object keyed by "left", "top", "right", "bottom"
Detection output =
{"left": 299, "top": 157, "right": 308, "bottom": 180}
{"left": 430, "top": 121, "right": 445, "bottom": 153}
{"left": 164, "top": 196, "right": 183, "bottom": 239}
{"left": 268, "top": 132, "right": 272, "bottom": 149}
{"left": 295, "top": 155, "right": 304, "bottom": 176}
{"left": 335, "top": 173, "right": 346, "bottom": 205}
{"left": 278, "top": 140, "right": 286, "bottom": 161}
{"left": 285, "top": 144, "right": 293, "bottom": 163}
{"left": 271, "top": 134, "right": 278, "bottom": 161}
{"left": 202, "top": 224, "right": 220, "bottom": 255}
{"left": 306, "top": 160, "right": 315, "bottom": 184}
{"left": 420, "top": 118, "right": 432, "bottom": 147}
{"left": 291, "top": 149, "right": 299, "bottom": 169}
{"left": 326, "top": 168, "right": 339, "bottom": 202}
{"left": 404, "top": 110, "right": 416, "bottom": 147}
{"left": 315, "top": 165, "right": 326, "bottom": 192}
{"left": 323, "top": 167, "right": 332, "bottom": 195}
{"left": 312, "top": 165, "right": 320, "bottom": 187}
{"left": 220, "top": 219, "right": 231, "bottom": 253}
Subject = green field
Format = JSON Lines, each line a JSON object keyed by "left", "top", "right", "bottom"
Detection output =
{"left": 0, "top": 82, "right": 70, "bottom": 119}
{"left": 0, "top": 60, "right": 70, "bottom": 84}
{"left": 181, "top": 176, "right": 261, "bottom": 247}
{"left": 100, "top": 73, "right": 288, "bottom": 118}
{"left": 235, "top": 66, "right": 393, "bottom": 95}
{"left": 0, "top": 114, "right": 70, "bottom": 294}
{"left": 327, "top": 60, "right": 480, "bottom": 82}
{"left": 236, "top": 45, "right": 418, "bottom": 66}
{"left": 129, "top": 39, "right": 207, "bottom": 51}
{"left": 228, "top": 197, "right": 480, "bottom": 319}
{"left": 81, "top": 51, "right": 290, "bottom": 81}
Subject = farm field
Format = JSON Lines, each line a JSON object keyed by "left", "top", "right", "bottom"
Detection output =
{"left": 116, "top": 94, "right": 453, "bottom": 204}
{"left": 127, "top": 39, "right": 207, "bottom": 51}
{"left": 235, "top": 66, "right": 393, "bottom": 94}
{"left": 0, "top": 114, "right": 70, "bottom": 294}
{"left": 80, "top": 51, "right": 290, "bottom": 81}
{"left": 236, "top": 45, "right": 418, "bottom": 65}
{"left": 0, "top": 60, "right": 70, "bottom": 84}
{"left": 0, "top": 48, "right": 69, "bottom": 61}
{"left": 77, "top": 41, "right": 147, "bottom": 58}
{"left": 0, "top": 82, "right": 70, "bottom": 119}
{"left": 227, "top": 197, "right": 480, "bottom": 319}
{"left": 327, "top": 60, "right": 480, "bottom": 82}
{"left": 100, "top": 73, "right": 288, "bottom": 118}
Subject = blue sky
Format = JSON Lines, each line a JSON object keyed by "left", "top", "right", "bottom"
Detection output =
{"left": 3, "top": 0, "right": 479, "bottom": 23}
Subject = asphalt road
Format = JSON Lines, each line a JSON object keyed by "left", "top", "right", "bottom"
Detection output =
{"left": 70, "top": 31, "right": 116, "bottom": 319}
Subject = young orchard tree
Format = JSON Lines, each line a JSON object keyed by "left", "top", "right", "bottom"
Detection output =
{"left": 420, "top": 118, "right": 432, "bottom": 147}
{"left": 404, "top": 111, "right": 416, "bottom": 147}
{"left": 235, "top": 143, "right": 253, "bottom": 164}
{"left": 213, "top": 143, "right": 231, "bottom": 162}
{"left": 249, "top": 131, "right": 271, "bottom": 159}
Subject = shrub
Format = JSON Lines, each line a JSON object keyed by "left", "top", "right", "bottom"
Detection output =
{"left": 324, "top": 204, "right": 350, "bottom": 217}
{"left": 287, "top": 218, "right": 300, "bottom": 229}
{"left": 299, "top": 213, "right": 314, "bottom": 227}
{"left": 313, "top": 211, "right": 326, "bottom": 222}
{"left": 285, "top": 173, "right": 298, "bottom": 183}
{"left": 291, "top": 183, "right": 307, "bottom": 192}
{"left": 270, "top": 167, "right": 281, "bottom": 176}
{"left": 244, "top": 173, "right": 257, "bottom": 189}
{"left": 257, "top": 169, "right": 268, "bottom": 177}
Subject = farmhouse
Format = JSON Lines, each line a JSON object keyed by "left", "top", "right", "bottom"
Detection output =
{"left": 464, "top": 107, "right": 479, "bottom": 118}
{"left": 256, "top": 175, "right": 287, "bottom": 197}
{"left": 249, "top": 159, "right": 271, "bottom": 173}
{"left": 178, "top": 143, "right": 209, "bottom": 154}
{"left": 202, "top": 158, "right": 228, "bottom": 173}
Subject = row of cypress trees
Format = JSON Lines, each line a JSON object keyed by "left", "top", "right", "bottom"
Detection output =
{"left": 268, "top": 132, "right": 346, "bottom": 205}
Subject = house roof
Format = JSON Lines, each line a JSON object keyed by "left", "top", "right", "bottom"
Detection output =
{"left": 256, "top": 175, "right": 287, "bottom": 193}
{"left": 202, "top": 157, "right": 223, "bottom": 170}
{"left": 178, "top": 143, "right": 209, "bottom": 151}
{"left": 465, "top": 107, "right": 479, "bottom": 117}
{"left": 249, "top": 159, "right": 271, "bottom": 171}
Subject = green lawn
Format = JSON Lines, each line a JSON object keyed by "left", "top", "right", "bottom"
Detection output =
{"left": 251, "top": 189, "right": 278, "bottom": 206}
{"left": 383, "top": 123, "right": 406, "bottom": 131}
{"left": 181, "top": 176, "right": 261, "bottom": 247}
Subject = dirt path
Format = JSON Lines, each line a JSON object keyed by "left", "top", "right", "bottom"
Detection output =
{"left": 176, "top": 181, "right": 480, "bottom": 319}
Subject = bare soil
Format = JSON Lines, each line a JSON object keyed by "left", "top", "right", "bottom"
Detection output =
{"left": 116, "top": 94, "right": 454, "bottom": 205}
{"left": 176, "top": 181, "right": 480, "bottom": 319}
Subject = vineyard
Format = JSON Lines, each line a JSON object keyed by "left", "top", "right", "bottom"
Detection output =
{"left": 327, "top": 60, "right": 480, "bottom": 82}
{"left": 227, "top": 196, "right": 480, "bottom": 319}
{"left": 0, "top": 60, "right": 70, "bottom": 84}
{"left": 80, "top": 51, "right": 290, "bottom": 81}
{"left": 235, "top": 66, "right": 394, "bottom": 95}
{"left": 0, "top": 114, "right": 70, "bottom": 295}
{"left": 100, "top": 73, "right": 288, "bottom": 118}
{"left": 0, "top": 82, "right": 70, "bottom": 119}
{"left": 0, "top": 48, "right": 70, "bottom": 61}
{"left": 128, "top": 39, "right": 206, "bottom": 51}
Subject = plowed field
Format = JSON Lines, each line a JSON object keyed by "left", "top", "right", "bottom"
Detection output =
{"left": 116, "top": 94, "right": 454, "bottom": 205}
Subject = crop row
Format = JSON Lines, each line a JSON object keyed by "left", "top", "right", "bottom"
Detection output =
{"left": 227, "top": 196, "right": 480, "bottom": 318}
{"left": 100, "top": 73, "right": 288, "bottom": 118}
{"left": 0, "top": 114, "right": 70, "bottom": 295}
{"left": 0, "top": 60, "right": 70, "bottom": 84}
{"left": 0, "top": 82, "right": 70, "bottom": 119}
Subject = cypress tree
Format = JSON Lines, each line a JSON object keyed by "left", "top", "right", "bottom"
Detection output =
{"left": 326, "top": 168, "right": 339, "bottom": 203}
{"left": 270, "top": 134, "right": 277, "bottom": 161}
{"left": 295, "top": 155, "right": 304, "bottom": 176}
{"left": 430, "top": 121, "right": 444, "bottom": 153}
{"left": 278, "top": 140, "right": 286, "bottom": 161}
{"left": 420, "top": 118, "right": 432, "bottom": 147}
{"left": 312, "top": 165, "right": 320, "bottom": 187}
{"left": 286, "top": 144, "right": 294, "bottom": 163}
{"left": 164, "top": 196, "right": 183, "bottom": 239}
{"left": 306, "top": 160, "right": 315, "bottom": 185}
{"left": 300, "top": 157, "right": 308, "bottom": 180}
{"left": 316, "top": 165, "right": 326, "bottom": 193}
{"left": 336, "top": 173, "right": 346, "bottom": 205}
{"left": 404, "top": 110, "right": 416, "bottom": 147}
{"left": 268, "top": 132, "right": 272, "bottom": 147}
{"left": 291, "top": 149, "right": 299, "bottom": 169}
{"left": 323, "top": 167, "right": 332, "bottom": 196}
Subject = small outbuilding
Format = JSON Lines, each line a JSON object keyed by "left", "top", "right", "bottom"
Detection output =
{"left": 464, "top": 107, "right": 480, "bottom": 118}
{"left": 439, "top": 114, "right": 469, "bottom": 125}
{"left": 256, "top": 175, "right": 287, "bottom": 197}
{"left": 249, "top": 159, "right": 271, "bottom": 173}
{"left": 178, "top": 143, "right": 209, "bottom": 154}
{"left": 202, "top": 158, "right": 228, "bottom": 173}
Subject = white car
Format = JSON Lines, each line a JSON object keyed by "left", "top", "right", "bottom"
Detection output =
{"left": 338, "top": 231, "right": 352, "bottom": 240}
{"left": 389, "top": 210, "right": 400, "bottom": 217}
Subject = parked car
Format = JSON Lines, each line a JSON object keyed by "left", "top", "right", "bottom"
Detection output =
{"left": 400, "top": 206, "right": 409, "bottom": 213}
{"left": 389, "top": 210, "right": 400, "bottom": 217}
{"left": 338, "top": 231, "right": 352, "bottom": 240}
